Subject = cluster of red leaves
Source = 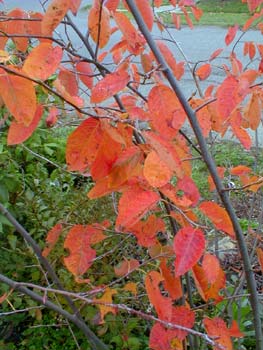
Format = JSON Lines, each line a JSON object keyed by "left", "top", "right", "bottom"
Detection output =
{"left": 1, "top": 0, "right": 263, "bottom": 349}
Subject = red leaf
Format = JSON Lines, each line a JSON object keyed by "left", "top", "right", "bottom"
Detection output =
{"left": 176, "top": 176, "right": 200, "bottom": 207}
{"left": 0, "top": 68, "right": 37, "bottom": 125}
{"left": 104, "top": 0, "right": 120, "bottom": 12}
{"left": 199, "top": 201, "right": 235, "bottom": 238}
{"left": 23, "top": 43, "right": 63, "bottom": 80}
{"left": 228, "top": 320, "right": 244, "bottom": 338}
{"left": 191, "top": 6, "right": 203, "bottom": 21}
{"left": 225, "top": 25, "right": 239, "bottom": 46}
{"left": 42, "top": 0, "right": 71, "bottom": 35}
{"left": 7, "top": 105, "right": 43, "bottom": 145}
{"left": 144, "top": 150, "right": 173, "bottom": 187}
{"left": 66, "top": 118, "right": 102, "bottom": 173}
{"left": 115, "top": 186, "right": 159, "bottom": 230}
{"left": 42, "top": 223, "right": 63, "bottom": 257}
{"left": 91, "top": 67, "right": 130, "bottom": 103}
{"left": 145, "top": 271, "right": 172, "bottom": 320}
{"left": 129, "top": 215, "right": 165, "bottom": 247}
{"left": 247, "top": 0, "right": 262, "bottom": 12}
{"left": 64, "top": 224, "right": 106, "bottom": 276}
{"left": 46, "top": 106, "right": 59, "bottom": 128}
{"left": 216, "top": 76, "right": 240, "bottom": 121}
{"left": 114, "top": 258, "right": 140, "bottom": 277}
{"left": 196, "top": 63, "right": 211, "bottom": 80}
{"left": 149, "top": 323, "right": 182, "bottom": 350}
{"left": 76, "top": 61, "right": 94, "bottom": 89}
{"left": 174, "top": 227, "right": 205, "bottom": 277}
{"left": 88, "top": 4, "right": 111, "bottom": 48}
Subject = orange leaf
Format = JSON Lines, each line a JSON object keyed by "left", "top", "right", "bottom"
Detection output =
{"left": 129, "top": 214, "right": 165, "bottom": 247}
{"left": 0, "top": 68, "right": 37, "bottom": 125}
{"left": 42, "top": 0, "right": 71, "bottom": 35}
{"left": 243, "top": 91, "right": 261, "bottom": 130}
{"left": 146, "top": 132, "right": 183, "bottom": 179}
{"left": 115, "top": 186, "right": 159, "bottom": 230}
{"left": 113, "top": 12, "right": 145, "bottom": 55}
{"left": 64, "top": 224, "right": 106, "bottom": 276}
{"left": 114, "top": 258, "right": 140, "bottom": 277}
{"left": 160, "top": 259, "right": 183, "bottom": 300}
{"left": 204, "top": 317, "right": 233, "bottom": 350}
{"left": 94, "top": 287, "right": 117, "bottom": 323}
{"left": 42, "top": 223, "right": 63, "bottom": 257}
{"left": 225, "top": 25, "right": 239, "bottom": 46}
{"left": 247, "top": 0, "right": 262, "bottom": 11}
{"left": 23, "top": 43, "right": 62, "bottom": 80}
{"left": 66, "top": 118, "right": 102, "bottom": 172}
{"left": 122, "top": 282, "right": 137, "bottom": 295}
{"left": 7, "top": 105, "right": 43, "bottom": 145}
{"left": 209, "top": 48, "right": 223, "bottom": 61}
{"left": 144, "top": 150, "right": 173, "bottom": 187}
{"left": 192, "top": 263, "right": 225, "bottom": 302}
{"left": 58, "top": 67, "right": 78, "bottom": 96}
{"left": 7, "top": 9, "right": 29, "bottom": 51}
{"left": 191, "top": 6, "right": 203, "bottom": 21}
{"left": 202, "top": 254, "right": 220, "bottom": 284}
{"left": 76, "top": 61, "right": 94, "bottom": 89}
{"left": 196, "top": 63, "right": 211, "bottom": 80}
{"left": 156, "top": 42, "right": 184, "bottom": 80}
{"left": 199, "top": 201, "right": 235, "bottom": 238}
{"left": 148, "top": 85, "right": 186, "bottom": 139}
{"left": 108, "top": 146, "right": 143, "bottom": 188}
{"left": 257, "top": 248, "right": 263, "bottom": 273}
{"left": 88, "top": 4, "right": 111, "bottom": 48}
{"left": 145, "top": 271, "right": 172, "bottom": 320}
{"left": 149, "top": 323, "right": 182, "bottom": 350}
{"left": 91, "top": 68, "right": 130, "bottom": 103}
{"left": 174, "top": 227, "right": 205, "bottom": 277}
{"left": 104, "top": 0, "right": 120, "bottom": 12}
{"left": 216, "top": 76, "right": 240, "bottom": 121}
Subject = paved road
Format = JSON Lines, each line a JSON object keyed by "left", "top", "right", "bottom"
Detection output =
{"left": 2, "top": 0, "right": 263, "bottom": 144}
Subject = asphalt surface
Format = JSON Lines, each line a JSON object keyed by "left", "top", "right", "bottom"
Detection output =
{"left": 2, "top": 0, "right": 263, "bottom": 145}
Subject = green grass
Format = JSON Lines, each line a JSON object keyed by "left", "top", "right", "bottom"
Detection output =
{"left": 161, "top": 0, "right": 251, "bottom": 26}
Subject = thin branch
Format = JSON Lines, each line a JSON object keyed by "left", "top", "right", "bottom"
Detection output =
{"left": 1, "top": 277, "right": 225, "bottom": 350}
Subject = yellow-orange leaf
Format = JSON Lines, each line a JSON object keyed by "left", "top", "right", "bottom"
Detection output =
{"left": 174, "top": 227, "right": 205, "bottom": 277}
{"left": 144, "top": 150, "right": 173, "bottom": 187}
{"left": 199, "top": 201, "right": 235, "bottom": 238}
{"left": 23, "top": 43, "right": 62, "bottom": 80}
{"left": 7, "top": 105, "right": 43, "bottom": 145}
{"left": 88, "top": 4, "right": 111, "bottom": 48}
{"left": 91, "top": 68, "right": 130, "bottom": 103}
{"left": 42, "top": 0, "right": 71, "bottom": 35}
{"left": 0, "top": 68, "right": 37, "bottom": 125}
{"left": 94, "top": 287, "right": 117, "bottom": 323}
